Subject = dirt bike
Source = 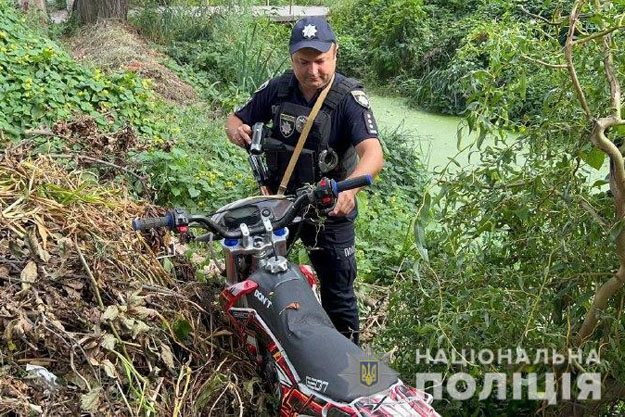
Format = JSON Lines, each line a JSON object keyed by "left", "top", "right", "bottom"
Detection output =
{"left": 132, "top": 132, "right": 441, "bottom": 417}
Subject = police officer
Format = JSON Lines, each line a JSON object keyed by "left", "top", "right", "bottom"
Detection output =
{"left": 225, "top": 17, "right": 383, "bottom": 345}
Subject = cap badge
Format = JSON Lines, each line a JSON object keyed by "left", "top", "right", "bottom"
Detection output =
{"left": 302, "top": 24, "right": 318, "bottom": 39}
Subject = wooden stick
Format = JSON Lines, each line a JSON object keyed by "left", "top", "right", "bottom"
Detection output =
{"left": 48, "top": 153, "right": 147, "bottom": 182}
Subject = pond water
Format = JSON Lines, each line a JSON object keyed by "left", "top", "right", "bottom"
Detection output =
{"left": 369, "top": 94, "right": 475, "bottom": 172}
{"left": 369, "top": 94, "right": 607, "bottom": 182}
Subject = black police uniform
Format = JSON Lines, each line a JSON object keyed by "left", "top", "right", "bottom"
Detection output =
{"left": 235, "top": 70, "right": 379, "bottom": 345}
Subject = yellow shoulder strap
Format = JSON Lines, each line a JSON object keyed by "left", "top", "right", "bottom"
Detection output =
{"left": 277, "top": 74, "right": 336, "bottom": 196}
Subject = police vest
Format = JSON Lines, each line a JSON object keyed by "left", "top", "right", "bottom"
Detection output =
{"left": 264, "top": 70, "right": 360, "bottom": 193}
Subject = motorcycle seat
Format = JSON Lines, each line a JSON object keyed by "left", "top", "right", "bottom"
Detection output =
{"left": 247, "top": 264, "right": 398, "bottom": 403}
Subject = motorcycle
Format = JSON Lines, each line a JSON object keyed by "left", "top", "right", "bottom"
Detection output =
{"left": 132, "top": 130, "right": 441, "bottom": 417}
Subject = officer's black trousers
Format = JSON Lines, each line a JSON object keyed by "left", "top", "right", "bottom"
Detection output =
{"left": 288, "top": 209, "right": 359, "bottom": 345}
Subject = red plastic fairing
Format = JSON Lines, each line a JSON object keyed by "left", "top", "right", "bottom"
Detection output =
{"left": 271, "top": 345, "right": 297, "bottom": 384}
{"left": 324, "top": 403, "right": 357, "bottom": 416}
{"left": 299, "top": 264, "right": 317, "bottom": 288}
{"left": 279, "top": 386, "right": 324, "bottom": 417}
{"left": 221, "top": 280, "right": 258, "bottom": 311}
{"left": 349, "top": 383, "right": 440, "bottom": 417}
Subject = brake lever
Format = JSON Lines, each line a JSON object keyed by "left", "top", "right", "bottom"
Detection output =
{"left": 178, "top": 229, "right": 195, "bottom": 244}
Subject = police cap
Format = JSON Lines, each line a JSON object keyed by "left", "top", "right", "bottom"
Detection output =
{"left": 289, "top": 17, "right": 337, "bottom": 55}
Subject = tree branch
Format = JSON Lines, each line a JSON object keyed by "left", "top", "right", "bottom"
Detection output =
{"left": 576, "top": 118, "right": 625, "bottom": 345}
{"left": 601, "top": 34, "right": 622, "bottom": 118}
{"left": 575, "top": 24, "right": 625, "bottom": 45}
{"left": 520, "top": 6, "right": 564, "bottom": 25}
{"left": 565, "top": 0, "right": 593, "bottom": 120}
{"left": 593, "top": 119, "right": 625, "bottom": 205}
{"left": 578, "top": 266, "right": 625, "bottom": 344}
{"left": 521, "top": 54, "right": 567, "bottom": 69}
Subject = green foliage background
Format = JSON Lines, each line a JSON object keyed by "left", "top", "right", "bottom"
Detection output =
{"left": 0, "top": 2, "right": 166, "bottom": 138}
{"left": 2, "top": 0, "right": 625, "bottom": 415}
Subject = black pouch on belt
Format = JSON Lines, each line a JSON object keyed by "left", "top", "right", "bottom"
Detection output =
{"left": 264, "top": 137, "right": 317, "bottom": 193}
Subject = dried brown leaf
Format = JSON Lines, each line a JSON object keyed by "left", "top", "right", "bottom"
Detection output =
{"left": 100, "top": 305, "right": 119, "bottom": 322}
{"left": 100, "top": 359, "right": 117, "bottom": 379}
{"left": 80, "top": 386, "right": 102, "bottom": 412}
{"left": 100, "top": 333, "right": 116, "bottom": 351}
{"left": 160, "top": 343, "right": 175, "bottom": 371}
{"left": 20, "top": 261, "right": 37, "bottom": 291}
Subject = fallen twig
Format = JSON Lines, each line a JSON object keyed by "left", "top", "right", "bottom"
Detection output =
{"left": 49, "top": 153, "right": 147, "bottom": 182}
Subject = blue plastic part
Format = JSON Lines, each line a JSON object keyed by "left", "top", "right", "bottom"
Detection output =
{"left": 335, "top": 174, "right": 374, "bottom": 194}
{"left": 224, "top": 238, "right": 239, "bottom": 247}
{"left": 131, "top": 219, "right": 141, "bottom": 231}
{"left": 274, "top": 228, "right": 287, "bottom": 237}
{"left": 332, "top": 181, "right": 338, "bottom": 196}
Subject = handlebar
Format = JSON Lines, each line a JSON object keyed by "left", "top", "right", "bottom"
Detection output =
{"left": 132, "top": 175, "right": 373, "bottom": 238}
{"left": 333, "top": 174, "right": 372, "bottom": 195}
{"left": 132, "top": 215, "right": 173, "bottom": 231}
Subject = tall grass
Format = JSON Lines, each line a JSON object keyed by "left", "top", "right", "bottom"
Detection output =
{"left": 130, "top": 4, "right": 216, "bottom": 44}
{"left": 130, "top": 1, "right": 289, "bottom": 111}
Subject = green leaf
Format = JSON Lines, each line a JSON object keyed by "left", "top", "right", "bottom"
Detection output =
{"left": 162, "top": 257, "right": 174, "bottom": 272}
{"left": 476, "top": 128, "right": 487, "bottom": 149}
{"left": 188, "top": 186, "right": 200, "bottom": 198}
{"left": 514, "top": 207, "right": 529, "bottom": 221}
{"left": 581, "top": 147, "right": 606, "bottom": 170}
{"left": 173, "top": 317, "right": 192, "bottom": 340}
{"left": 519, "top": 71, "right": 527, "bottom": 100}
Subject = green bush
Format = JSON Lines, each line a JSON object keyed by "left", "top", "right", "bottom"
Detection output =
{"left": 131, "top": 105, "right": 257, "bottom": 211}
{"left": 356, "top": 128, "right": 429, "bottom": 284}
{"left": 0, "top": 2, "right": 166, "bottom": 139}
{"left": 375, "top": 3, "right": 625, "bottom": 414}
{"left": 332, "top": 0, "right": 426, "bottom": 82}
{"left": 331, "top": 0, "right": 567, "bottom": 122}
{"left": 131, "top": 4, "right": 289, "bottom": 112}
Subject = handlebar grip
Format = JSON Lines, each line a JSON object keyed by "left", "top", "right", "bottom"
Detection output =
{"left": 333, "top": 174, "right": 373, "bottom": 195}
{"left": 250, "top": 122, "right": 264, "bottom": 154}
{"left": 132, "top": 215, "right": 172, "bottom": 231}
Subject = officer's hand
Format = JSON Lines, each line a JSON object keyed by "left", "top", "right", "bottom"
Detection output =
{"left": 329, "top": 190, "right": 356, "bottom": 217}
{"left": 228, "top": 124, "right": 252, "bottom": 148}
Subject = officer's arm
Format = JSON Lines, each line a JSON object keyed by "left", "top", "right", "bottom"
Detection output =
{"left": 329, "top": 138, "right": 383, "bottom": 216}
{"left": 226, "top": 78, "right": 274, "bottom": 148}
{"left": 350, "top": 138, "right": 384, "bottom": 185}
{"left": 226, "top": 113, "right": 252, "bottom": 148}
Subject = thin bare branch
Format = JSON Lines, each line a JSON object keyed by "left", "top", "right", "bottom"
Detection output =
{"left": 520, "top": 6, "right": 564, "bottom": 25}
{"left": 565, "top": 0, "right": 592, "bottom": 120}
{"left": 23, "top": 129, "right": 69, "bottom": 139}
{"left": 601, "top": 34, "right": 622, "bottom": 118}
{"left": 575, "top": 24, "right": 625, "bottom": 45}
{"left": 521, "top": 54, "right": 567, "bottom": 69}
{"left": 48, "top": 153, "right": 147, "bottom": 182}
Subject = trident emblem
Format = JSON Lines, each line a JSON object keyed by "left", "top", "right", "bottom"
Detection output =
{"left": 360, "top": 361, "right": 379, "bottom": 387}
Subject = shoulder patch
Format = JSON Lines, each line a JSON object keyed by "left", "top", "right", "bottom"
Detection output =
{"left": 254, "top": 79, "right": 270, "bottom": 94}
{"left": 363, "top": 111, "right": 378, "bottom": 135}
{"left": 350, "top": 90, "right": 370, "bottom": 109}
